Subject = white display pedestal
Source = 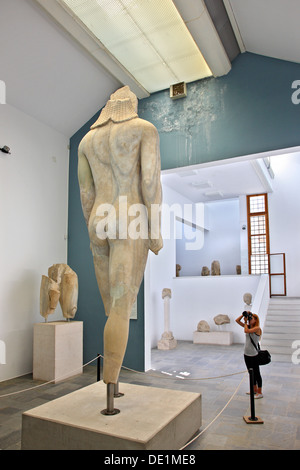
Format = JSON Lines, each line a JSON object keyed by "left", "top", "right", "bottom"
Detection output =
{"left": 193, "top": 331, "right": 233, "bottom": 346}
{"left": 33, "top": 321, "right": 83, "bottom": 383}
{"left": 21, "top": 382, "right": 202, "bottom": 450}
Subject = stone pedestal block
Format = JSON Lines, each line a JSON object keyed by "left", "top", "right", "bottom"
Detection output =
{"left": 33, "top": 321, "right": 83, "bottom": 383}
{"left": 22, "top": 382, "right": 201, "bottom": 450}
{"left": 193, "top": 331, "right": 233, "bottom": 345}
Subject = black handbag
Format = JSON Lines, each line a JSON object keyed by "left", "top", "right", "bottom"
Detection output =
{"left": 250, "top": 334, "right": 271, "bottom": 365}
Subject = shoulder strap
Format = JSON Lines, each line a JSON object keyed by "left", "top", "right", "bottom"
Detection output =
{"left": 249, "top": 334, "right": 261, "bottom": 351}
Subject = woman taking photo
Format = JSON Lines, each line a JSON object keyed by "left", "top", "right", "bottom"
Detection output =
{"left": 236, "top": 311, "right": 263, "bottom": 399}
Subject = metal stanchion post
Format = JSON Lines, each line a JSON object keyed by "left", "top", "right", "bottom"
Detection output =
{"left": 243, "top": 368, "right": 264, "bottom": 424}
{"left": 97, "top": 354, "right": 101, "bottom": 382}
{"left": 114, "top": 381, "right": 124, "bottom": 398}
{"left": 101, "top": 383, "right": 120, "bottom": 415}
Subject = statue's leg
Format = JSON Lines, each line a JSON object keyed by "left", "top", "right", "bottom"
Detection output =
{"left": 103, "top": 238, "right": 148, "bottom": 384}
{"left": 91, "top": 242, "right": 111, "bottom": 317}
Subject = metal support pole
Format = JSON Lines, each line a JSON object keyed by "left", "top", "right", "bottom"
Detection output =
{"left": 101, "top": 384, "right": 120, "bottom": 416}
{"left": 249, "top": 368, "right": 257, "bottom": 421}
{"left": 243, "top": 368, "right": 264, "bottom": 424}
{"left": 114, "top": 381, "right": 124, "bottom": 398}
{"left": 97, "top": 354, "right": 101, "bottom": 382}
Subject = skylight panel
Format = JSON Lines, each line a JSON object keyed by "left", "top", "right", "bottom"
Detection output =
{"left": 59, "top": 0, "right": 212, "bottom": 93}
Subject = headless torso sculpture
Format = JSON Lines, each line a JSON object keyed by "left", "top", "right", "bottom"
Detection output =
{"left": 78, "top": 87, "right": 162, "bottom": 410}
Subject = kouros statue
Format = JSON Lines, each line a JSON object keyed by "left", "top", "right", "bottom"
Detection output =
{"left": 78, "top": 86, "right": 163, "bottom": 391}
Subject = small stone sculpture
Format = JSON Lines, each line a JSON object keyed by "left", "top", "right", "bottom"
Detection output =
{"left": 162, "top": 288, "right": 171, "bottom": 299}
{"left": 201, "top": 266, "right": 210, "bottom": 276}
{"left": 176, "top": 264, "right": 181, "bottom": 277}
{"left": 243, "top": 292, "right": 252, "bottom": 312}
{"left": 158, "top": 288, "right": 177, "bottom": 350}
{"left": 40, "top": 264, "right": 78, "bottom": 322}
{"left": 211, "top": 260, "right": 221, "bottom": 275}
{"left": 243, "top": 292, "right": 252, "bottom": 306}
{"left": 197, "top": 320, "right": 210, "bottom": 332}
{"left": 39, "top": 276, "right": 60, "bottom": 322}
{"left": 214, "top": 314, "right": 230, "bottom": 325}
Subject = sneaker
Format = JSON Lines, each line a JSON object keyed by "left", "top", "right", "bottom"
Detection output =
{"left": 254, "top": 393, "right": 263, "bottom": 399}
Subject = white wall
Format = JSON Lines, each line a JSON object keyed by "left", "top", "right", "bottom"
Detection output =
{"left": 176, "top": 198, "right": 241, "bottom": 276}
{"left": 145, "top": 151, "right": 300, "bottom": 371}
{"left": 0, "top": 104, "right": 69, "bottom": 381}
{"left": 144, "top": 184, "right": 269, "bottom": 370}
{"left": 268, "top": 153, "right": 300, "bottom": 297}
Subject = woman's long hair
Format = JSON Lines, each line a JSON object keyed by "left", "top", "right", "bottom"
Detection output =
{"left": 251, "top": 313, "right": 260, "bottom": 328}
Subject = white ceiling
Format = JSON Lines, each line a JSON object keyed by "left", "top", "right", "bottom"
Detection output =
{"left": 0, "top": 0, "right": 121, "bottom": 137}
{"left": 224, "top": 0, "right": 300, "bottom": 64}
{"left": 1, "top": 0, "right": 300, "bottom": 138}
{"left": 162, "top": 156, "right": 274, "bottom": 204}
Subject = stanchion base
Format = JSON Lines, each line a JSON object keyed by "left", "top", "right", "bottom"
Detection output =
{"left": 101, "top": 408, "right": 120, "bottom": 416}
{"left": 243, "top": 415, "right": 264, "bottom": 424}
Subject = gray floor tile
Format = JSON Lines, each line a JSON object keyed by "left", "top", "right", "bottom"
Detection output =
{"left": 0, "top": 341, "right": 299, "bottom": 450}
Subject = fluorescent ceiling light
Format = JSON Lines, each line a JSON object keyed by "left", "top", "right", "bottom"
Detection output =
{"left": 59, "top": 0, "right": 212, "bottom": 93}
{"left": 204, "top": 190, "right": 224, "bottom": 199}
{"left": 190, "top": 180, "right": 212, "bottom": 190}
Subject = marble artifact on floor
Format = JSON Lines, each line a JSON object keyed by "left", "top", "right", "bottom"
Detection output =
{"left": 40, "top": 264, "right": 78, "bottom": 322}
{"left": 158, "top": 288, "right": 177, "bottom": 350}
{"left": 211, "top": 260, "right": 221, "bottom": 275}
{"left": 78, "top": 86, "right": 163, "bottom": 384}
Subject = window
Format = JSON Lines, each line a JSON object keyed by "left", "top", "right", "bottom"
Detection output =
{"left": 247, "top": 194, "right": 270, "bottom": 274}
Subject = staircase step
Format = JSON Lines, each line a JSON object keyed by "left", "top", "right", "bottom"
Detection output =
{"left": 263, "top": 325, "right": 300, "bottom": 334}
{"left": 266, "top": 317, "right": 300, "bottom": 323}
{"left": 268, "top": 306, "right": 300, "bottom": 312}
{"left": 267, "top": 307, "right": 300, "bottom": 313}
{"left": 265, "top": 320, "right": 300, "bottom": 327}
{"left": 262, "top": 338, "right": 296, "bottom": 346}
{"left": 267, "top": 353, "right": 293, "bottom": 363}
{"left": 266, "top": 314, "right": 300, "bottom": 321}
{"left": 262, "top": 332, "right": 300, "bottom": 340}
{"left": 269, "top": 303, "right": 300, "bottom": 309}
{"left": 262, "top": 298, "right": 300, "bottom": 362}
{"left": 261, "top": 344, "right": 294, "bottom": 354}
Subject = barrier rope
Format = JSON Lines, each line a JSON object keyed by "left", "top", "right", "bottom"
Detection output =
{"left": 0, "top": 356, "right": 98, "bottom": 398}
{"left": 179, "top": 371, "right": 248, "bottom": 450}
{"left": 0, "top": 353, "right": 247, "bottom": 397}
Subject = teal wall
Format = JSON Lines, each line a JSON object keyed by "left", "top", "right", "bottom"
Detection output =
{"left": 68, "top": 52, "right": 300, "bottom": 370}
{"left": 139, "top": 53, "right": 300, "bottom": 170}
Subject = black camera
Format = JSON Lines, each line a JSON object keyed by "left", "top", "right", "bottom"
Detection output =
{"left": 243, "top": 311, "right": 253, "bottom": 321}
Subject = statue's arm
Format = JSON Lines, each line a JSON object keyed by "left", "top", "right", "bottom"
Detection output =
{"left": 78, "top": 141, "right": 95, "bottom": 225}
{"left": 141, "top": 123, "right": 163, "bottom": 254}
